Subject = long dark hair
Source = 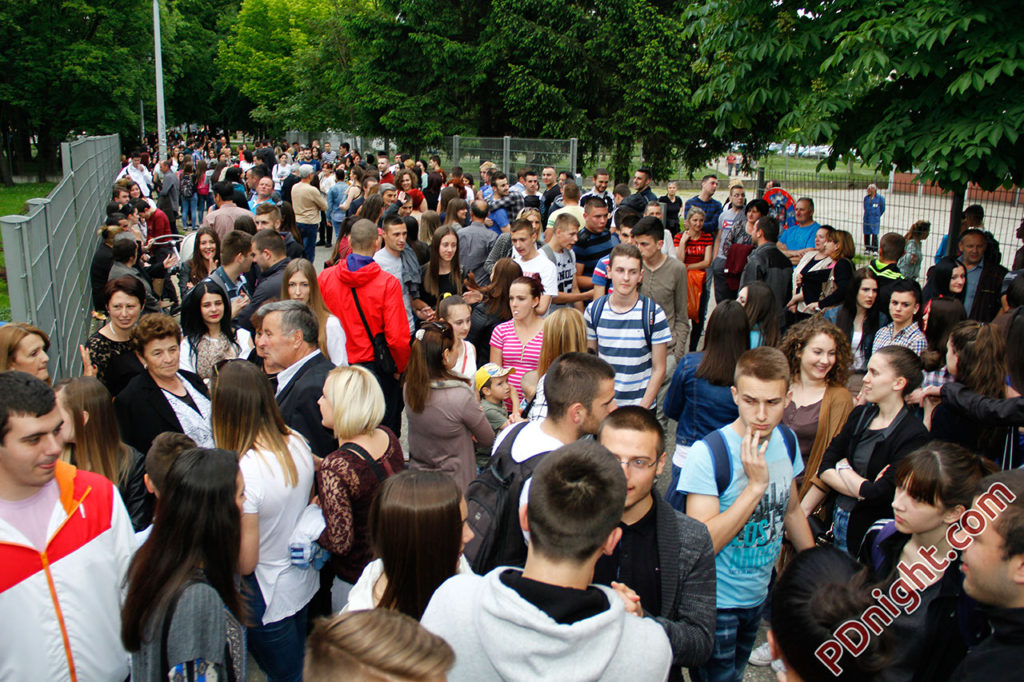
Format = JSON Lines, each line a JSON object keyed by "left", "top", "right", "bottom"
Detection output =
{"left": 923, "top": 258, "right": 966, "bottom": 304}
{"left": 1008, "top": 308, "right": 1024, "bottom": 394}
{"left": 741, "top": 281, "right": 780, "bottom": 347}
{"left": 920, "top": 298, "right": 966, "bottom": 371}
{"left": 278, "top": 200, "right": 302, "bottom": 242}
{"left": 424, "top": 226, "right": 462, "bottom": 297}
{"left": 187, "top": 226, "right": 220, "bottom": 285}
{"left": 482, "top": 258, "right": 523, "bottom": 320}
{"left": 404, "top": 322, "right": 468, "bottom": 413}
{"left": 180, "top": 280, "right": 238, "bottom": 364}
{"left": 835, "top": 267, "right": 881, "bottom": 351}
{"left": 696, "top": 300, "right": 750, "bottom": 385}
{"left": 370, "top": 470, "right": 463, "bottom": 620}
{"left": 121, "top": 448, "right": 245, "bottom": 650}
{"left": 358, "top": 194, "right": 384, "bottom": 224}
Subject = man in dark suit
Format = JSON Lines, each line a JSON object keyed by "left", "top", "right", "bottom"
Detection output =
{"left": 256, "top": 300, "right": 337, "bottom": 457}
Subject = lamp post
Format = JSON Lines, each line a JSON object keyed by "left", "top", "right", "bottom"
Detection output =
{"left": 153, "top": 0, "right": 167, "bottom": 162}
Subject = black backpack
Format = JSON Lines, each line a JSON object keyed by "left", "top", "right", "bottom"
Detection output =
{"left": 463, "top": 422, "right": 550, "bottom": 573}
{"left": 180, "top": 172, "right": 195, "bottom": 199}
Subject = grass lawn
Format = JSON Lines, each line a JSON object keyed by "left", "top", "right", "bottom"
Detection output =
{"left": 0, "top": 182, "right": 58, "bottom": 320}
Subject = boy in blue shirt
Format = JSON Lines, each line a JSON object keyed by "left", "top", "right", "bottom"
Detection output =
{"left": 677, "top": 346, "right": 814, "bottom": 682}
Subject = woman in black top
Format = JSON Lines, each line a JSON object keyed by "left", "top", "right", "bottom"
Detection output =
{"left": 114, "top": 314, "right": 213, "bottom": 455}
{"left": 657, "top": 180, "right": 683, "bottom": 236}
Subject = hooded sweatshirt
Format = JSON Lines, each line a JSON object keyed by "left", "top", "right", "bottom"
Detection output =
{"left": 318, "top": 258, "right": 411, "bottom": 372}
{"left": 421, "top": 568, "right": 672, "bottom": 682}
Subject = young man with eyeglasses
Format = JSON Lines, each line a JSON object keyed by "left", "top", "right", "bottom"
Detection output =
{"left": 596, "top": 407, "right": 716, "bottom": 680}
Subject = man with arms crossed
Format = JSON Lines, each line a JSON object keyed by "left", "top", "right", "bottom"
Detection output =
{"left": 677, "top": 347, "right": 814, "bottom": 682}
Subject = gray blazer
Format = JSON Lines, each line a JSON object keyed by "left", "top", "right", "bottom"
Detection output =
{"left": 652, "top": 495, "right": 717, "bottom": 668}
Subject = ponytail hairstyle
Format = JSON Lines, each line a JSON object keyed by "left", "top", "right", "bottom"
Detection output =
{"left": 771, "top": 547, "right": 891, "bottom": 681}
{"left": 872, "top": 345, "right": 924, "bottom": 397}
{"left": 403, "top": 321, "right": 467, "bottom": 413}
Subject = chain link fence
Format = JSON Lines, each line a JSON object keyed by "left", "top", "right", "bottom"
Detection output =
{"left": 0, "top": 134, "right": 121, "bottom": 380}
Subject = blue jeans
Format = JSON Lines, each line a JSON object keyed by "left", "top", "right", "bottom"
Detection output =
{"left": 298, "top": 222, "right": 318, "bottom": 262}
{"left": 691, "top": 602, "right": 765, "bottom": 682}
{"left": 197, "top": 193, "right": 212, "bottom": 222}
{"left": 833, "top": 505, "right": 851, "bottom": 554}
{"left": 243, "top": 573, "right": 308, "bottom": 682}
{"left": 180, "top": 194, "right": 198, "bottom": 230}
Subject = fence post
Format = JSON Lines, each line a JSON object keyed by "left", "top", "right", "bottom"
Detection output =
{"left": 756, "top": 167, "right": 766, "bottom": 195}
{"left": 452, "top": 135, "right": 460, "bottom": 168}
{"left": 0, "top": 215, "right": 33, "bottom": 322}
{"left": 569, "top": 138, "right": 578, "bottom": 176}
{"left": 502, "top": 136, "right": 511, "bottom": 174}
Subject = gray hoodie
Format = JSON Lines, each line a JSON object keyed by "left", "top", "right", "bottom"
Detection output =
{"left": 421, "top": 568, "right": 672, "bottom": 682}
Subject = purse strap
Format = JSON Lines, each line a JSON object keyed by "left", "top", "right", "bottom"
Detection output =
{"left": 342, "top": 441, "right": 388, "bottom": 483}
{"left": 350, "top": 287, "right": 375, "bottom": 339}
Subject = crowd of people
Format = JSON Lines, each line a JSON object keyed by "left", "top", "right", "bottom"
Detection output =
{"left": 2, "top": 131, "right": 1024, "bottom": 682}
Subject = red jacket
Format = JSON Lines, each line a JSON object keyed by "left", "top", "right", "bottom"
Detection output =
{"left": 319, "top": 258, "right": 411, "bottom": 372}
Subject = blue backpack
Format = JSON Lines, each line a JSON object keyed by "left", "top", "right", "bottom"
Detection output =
{"left": 590, "top": 294, "right": 656, "bottom": 347}
{"left": 667, "top": 424, "right": 799, "bottom": 513}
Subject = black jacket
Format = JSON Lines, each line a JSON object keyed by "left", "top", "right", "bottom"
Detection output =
{"left": 740, "top": 242, "right": 792, "bottom": 327}
{"left": 964, "top": 258, "right": 1008, "bottom": 323}
{"left": 237, "top": 256, "right": 291, "bottom": 332}
{"left": 819, "top": 405, "right": 930, "bottom": 552}
{"left": 949, "top": 607, "right": 1024, "bottom": 682}
{"left": 90, "top": 240, "right": 114, "bottom": 311}
{"left": 938, "top": 383, "right": 1023, "bottom": 469}
{"left": 276, "top": 351, "right": 337, "bottom": 458}
{"left": 863, "top": 523, "right": 987, "bottom": 682}
{"left": 113, "top": 370, "right": 208, "bottom": 455}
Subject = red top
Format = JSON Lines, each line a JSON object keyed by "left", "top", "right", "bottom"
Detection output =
{"left": 145, "top": 208, "right": 172, "bottom": 244}
{"left": 674, "top": 230, "right": 715, "bottom": 265}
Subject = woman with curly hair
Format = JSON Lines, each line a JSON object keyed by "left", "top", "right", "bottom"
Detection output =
{"left": 779, "top": 316, "right": 854, "bottom": 507}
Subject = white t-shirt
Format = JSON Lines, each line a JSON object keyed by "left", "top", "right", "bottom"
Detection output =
{"left": 325, "top": 315, "right": 348, "bottom": 366}
{"left": 491, "top": 420, "right": 567, "bottom": 464}
{"left": 240, "top": 432, "right": 318, "bottom": 624}
{"left": 512, "top": 250, "right": 558, "bottom": 297}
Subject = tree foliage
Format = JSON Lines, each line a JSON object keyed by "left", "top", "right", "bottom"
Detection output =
{"left": 685, "top": 0, "right": 1024, "bottom": 191}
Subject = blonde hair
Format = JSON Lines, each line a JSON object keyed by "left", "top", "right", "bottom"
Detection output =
{"left": 322, "top": 366, "right": 385, "bottom": 441}
{"left": 211, "top": 360, "right": 297, "bottom": 486}
{"left": 537, "top": 308, "right": 587, "bottom": 376}
{"left": 304, "top": 610, "right": 454, "bottom": 682}
{"left": 281, "top": 258, "right": 333, "bottom": 358}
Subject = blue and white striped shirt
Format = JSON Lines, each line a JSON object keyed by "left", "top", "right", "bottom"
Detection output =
{"left": 585, "top": 296, "right": 671, "bottom": 405}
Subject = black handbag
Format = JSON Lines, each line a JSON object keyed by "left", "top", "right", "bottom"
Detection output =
{"left": 351, "top": 287, "right": 398, "bottom": 376}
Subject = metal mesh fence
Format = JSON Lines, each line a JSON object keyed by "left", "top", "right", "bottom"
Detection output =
{"left": 440, "top": 136, "right": 578, "bottom": 177}
{"left": 0, "top": 134, "right": 121, "bottom": 379}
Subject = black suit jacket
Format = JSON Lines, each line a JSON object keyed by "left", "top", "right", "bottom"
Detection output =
{"left": 276, "top": 352, "right": 337, "bottom": 458}
{"left": 114, "top": 370, "right": 208, "bottom": 455}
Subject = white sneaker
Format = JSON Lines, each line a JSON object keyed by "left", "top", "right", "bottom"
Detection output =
{"left": 748, "top": 642, "right": 773, "bottom": 667}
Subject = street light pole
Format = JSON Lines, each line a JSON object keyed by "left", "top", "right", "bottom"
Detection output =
{"left": 153, "top": 0, "right": 167, "bottom": 162}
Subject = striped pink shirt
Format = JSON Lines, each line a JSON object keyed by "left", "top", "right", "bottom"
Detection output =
{"left": 489, "top": 321, "right": 544, "bottom": 408}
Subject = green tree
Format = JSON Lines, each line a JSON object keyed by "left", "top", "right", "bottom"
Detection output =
{"left": 0, "top": 0, "right": 154, "bottom": 181}
{"left": 685, "top": 0, "right": 1024, "bottom": 193}
{"left": 480, "top": 0, "right": 719, "bottom": 182}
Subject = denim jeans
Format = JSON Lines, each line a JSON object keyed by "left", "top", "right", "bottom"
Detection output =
{"left": 833, "top": 505, "right": 851, "bottom": 554}
{"left": 243, "top": 573, "right": 308, "bottom": 682}
{"left": 298, "top": 222, "right": 318, "bottom": 262}
{"left": 691, "top": 602, "right": 766, "bottom": 682}
{"left": 180, "top": 194, "right": 198, "bottom": 230}
{"left": 197, "top": 193, "right": 212, "bottom": 222}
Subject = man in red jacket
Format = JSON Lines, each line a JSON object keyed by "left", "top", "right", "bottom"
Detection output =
{"left": 319, "top": 219, "right": 411, "bottom": 435}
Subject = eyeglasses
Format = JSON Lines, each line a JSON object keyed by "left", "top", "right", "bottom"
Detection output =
{"left": 614, "top": 457, "right": 659, "bottom": 471}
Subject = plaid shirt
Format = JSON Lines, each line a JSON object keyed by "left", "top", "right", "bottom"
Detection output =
{"left": 486, "top": 189, "right": 525, "bottom": 218}
{"left": 871, "top": 322, "right": 927, "bottom": 356}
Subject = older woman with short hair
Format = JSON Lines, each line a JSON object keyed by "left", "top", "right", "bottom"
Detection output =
{"left": 113, "top": 313, "right": 213, "bottom": 454}
{"left": 0, "top": 322, "right": 50, "bottom": 383}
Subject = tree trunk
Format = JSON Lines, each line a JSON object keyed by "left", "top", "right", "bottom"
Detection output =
{"left": 36, "top": 126, "right": 55, "bottom": 183}
{"left": 945, "top": 190, "right": 965, "bottom": 261}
